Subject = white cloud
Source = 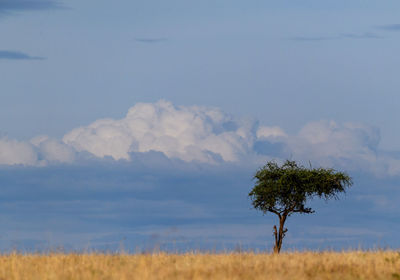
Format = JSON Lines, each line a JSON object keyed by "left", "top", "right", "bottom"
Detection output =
{"left": 284, "top": 120, "right": 400, "bottom": 174}
{"left": 0, "top": 135, "right": 75, "bottom": 166}
{"left": 31, "top": 135, "right": 76, "bottom": 163}
{"left": 63, "top": 100, "right": 263, "bottom": 163}
{"left": 2, "top": 100, "right": 400, "bottom": 175}
{"left": 256, "top": 126, "right": 287, "bottom": 140}
{"left": 288, "top": 120, "right": 379, "bottom": 160}
{"left": 0, "top": 137, "right": 38, "bottom": 166}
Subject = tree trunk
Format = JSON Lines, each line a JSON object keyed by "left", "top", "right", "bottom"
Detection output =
{"left": 273, "top": 215, "right": 287, "bottom": 253}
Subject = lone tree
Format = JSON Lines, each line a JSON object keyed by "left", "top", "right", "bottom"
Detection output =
{"left": 249, "top": 160, "right": 352, "bottom": 253}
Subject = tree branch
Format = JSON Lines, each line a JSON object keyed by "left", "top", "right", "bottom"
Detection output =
{"left": 268, "top": 207, "right": 282, "bottom": 219}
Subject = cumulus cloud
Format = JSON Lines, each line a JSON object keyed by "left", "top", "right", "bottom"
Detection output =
{"left": 0, "top": 135, "right": 75, "bottom": 166}
{"left": 62, "top": 100, "right": 400, "bottom": 174}
{"left": 63, "top": 100, "right": 262, "bottom": 163}
{"left": 281, "top": 120, "right": 400, "bottom": 175}
{"left": 2, "top": 100, "right": 400, "bottom": 175}
{"left": 288, "top": 120, "right": 380, "bottom": 163}
{"left": 31, "top": 135, "right": 75, "bottom": 163}
{"left": 256, "top": 126, "right": 287, "bottom": 140}
{"left": 0, "top": 137, "right": 38, "bottom": 165}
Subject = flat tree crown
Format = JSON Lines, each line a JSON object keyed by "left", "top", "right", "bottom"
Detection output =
{"left": 249, "top": 160, "right": 353, "bottom": 216}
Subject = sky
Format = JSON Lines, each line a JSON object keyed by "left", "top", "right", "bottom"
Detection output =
{"left": 1, "top": 0, "right": 400, "bottom": 252}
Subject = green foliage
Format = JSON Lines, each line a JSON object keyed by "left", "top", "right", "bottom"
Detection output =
{"left": 249, "top": 160, "right": 353, "bottom": 217}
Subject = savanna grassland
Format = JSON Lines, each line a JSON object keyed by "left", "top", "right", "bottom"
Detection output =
{"left": 0, "top": 251, "right": 399, "bottom": 280}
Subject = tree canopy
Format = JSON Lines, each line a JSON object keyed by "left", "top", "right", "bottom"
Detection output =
{"left": 249, "top": 160, "right": 353, "bottom": 253}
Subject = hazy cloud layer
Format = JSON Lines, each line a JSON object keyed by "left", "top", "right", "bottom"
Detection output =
{"left": 340, "top": 32, "right": 382, "bottom": 39}
{"left": 290, "top": 32, "right": 382, "bottom": 41}
{"left": 290, "top": 36, "right": 333, "bottom": 42}
{"left": 134, "top": 38, "right": 168, "bottom": 43}
{"left": 0, "top": 50, "right": 44, "bottom": 60}
{"left": 1, "top": 100, "right": 400, "bottom": 175}
{"left": 377, "top": 24, "right": 400, "bottom": 31}
{"left": 0, "top": 161, "right": 398, "bottom": 252}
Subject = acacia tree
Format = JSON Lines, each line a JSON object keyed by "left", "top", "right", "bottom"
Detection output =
{"left": 249, "top": 160, "right": 352, "bottom": 253}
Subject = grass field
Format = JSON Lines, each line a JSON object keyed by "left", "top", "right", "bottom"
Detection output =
{"left": 0, "top": 251, "right": 399, "bottom": 279}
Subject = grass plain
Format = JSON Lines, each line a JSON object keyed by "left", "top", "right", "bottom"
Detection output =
{"left": 0, "top": 251, "right": 398, "bottom": 280}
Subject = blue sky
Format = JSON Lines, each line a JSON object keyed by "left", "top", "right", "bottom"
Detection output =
{"left": 1, "top": 0, "right": 400, "bottom": 252}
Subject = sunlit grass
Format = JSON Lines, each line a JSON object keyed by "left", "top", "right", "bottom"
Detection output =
{"left": 0, "top": 251, "right": 399, "bottom": 279}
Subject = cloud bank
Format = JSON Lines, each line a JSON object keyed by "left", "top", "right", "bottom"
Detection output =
{"left": 1, "top": 161, "right": 397, "bottom": 252}
{"left": 1, "top": 100, "right": 399, "bottom": 175}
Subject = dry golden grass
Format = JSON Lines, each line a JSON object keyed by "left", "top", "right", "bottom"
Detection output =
{"left": 0, "top": 251, "right": 398, "bottom": 280}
